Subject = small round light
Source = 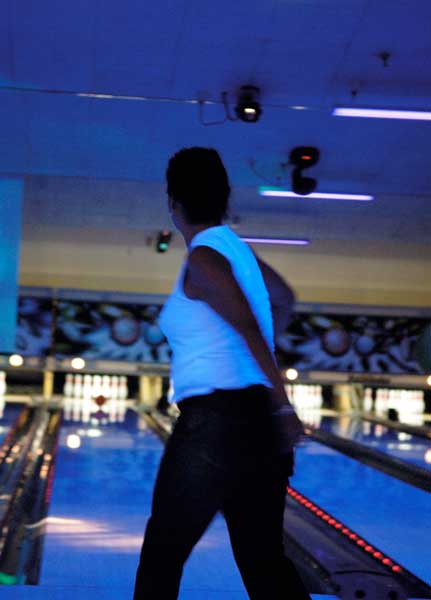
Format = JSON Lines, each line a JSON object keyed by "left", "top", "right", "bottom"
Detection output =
{"left": 66, "top": 434, "right": 81, "bottom": 449}
{"left": 9, "top": 354, "right": 24, "bottom": 367}
{"left": 426, "top": 375, "right": 431, "bottom": 386}
{"left": 424, "top": 449, "right": 431, "bottom": 464}
{"left": 285, "top": 368, "right": 298, "bottom": 381}
{"left": 71, "top": 357, "right": 86, "bottom": 370}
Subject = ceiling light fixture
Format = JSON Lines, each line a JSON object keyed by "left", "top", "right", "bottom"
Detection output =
{"left": 235, "top": 86, "right": 262, "bottom": 123}
{"left": 333, "top": 107, "right": 431, "bottom": 121}
{"left": 289, "top": 146, "right": 320, "bottom": 195}
{"left": 241, "top": 237, "right": 310, "bottom": 246}
{"left": 259, "top": 187, "right": 374, "bottom": 201}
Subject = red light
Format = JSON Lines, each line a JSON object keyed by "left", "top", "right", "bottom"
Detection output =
{"left": 301, "top": 155, "right": 312, "bottom": 160}
{"left": 286, "top": 487, "right": 402, "bottom": 575}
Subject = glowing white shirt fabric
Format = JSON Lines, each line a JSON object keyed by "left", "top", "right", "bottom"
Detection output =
{"left": 159, "top": 225, "right": 274, "bottom": 403}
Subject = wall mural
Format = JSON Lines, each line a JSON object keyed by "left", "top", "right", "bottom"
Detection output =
{"left": 54, "top": 300, "right": 171, "bottom": 363}
{"left": 12, "top": 294, "right": 430, "bottom": 375}
{"left": 276, "top": 313, "right": 429, "bottom": 375}
{"left": 15, "top": 297, "right": 53, "bottom": 357}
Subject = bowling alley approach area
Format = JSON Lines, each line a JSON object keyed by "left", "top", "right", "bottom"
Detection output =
{"left": 0, "top": 292, "right": 431, "bottom": 600}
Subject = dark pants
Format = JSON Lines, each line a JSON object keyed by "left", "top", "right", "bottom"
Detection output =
{"left": 133, "top": 385, "right": 311, "bottom": 600}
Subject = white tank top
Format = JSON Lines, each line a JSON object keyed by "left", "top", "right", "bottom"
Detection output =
{"left": 159, "top": 225, "right": 274, "bottom": 403}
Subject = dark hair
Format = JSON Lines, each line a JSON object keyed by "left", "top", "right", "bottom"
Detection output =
{"left": 166, "top": 147, "right": 231, "bottom": 225}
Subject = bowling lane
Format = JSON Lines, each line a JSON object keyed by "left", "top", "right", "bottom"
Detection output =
{"left": 313, "top": 413, "right": 431, "bottom": 471}
{"left": 39, "top": 403, "right": 254, "bottom": 598}
{"left": 291, "top": 437, "right": 431, "bottom": 586}
{"left": 38, "top": 398, "right": 431, "bottom": 598}
{"left": 38, "top": 400, "right": 342, "bottom": 600}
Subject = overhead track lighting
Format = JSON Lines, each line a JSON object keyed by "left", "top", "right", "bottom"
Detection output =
{"left": 241, "top": 237, "right": 310, "bottom": 246}
{"left": 333, "top": 107, "right": 431, "bottom": 121}
{"left": 235, "top": 86, "right": 262, "bottom": 123}
{"left": 259, "top": 187, "right": 374, "bottom": 201}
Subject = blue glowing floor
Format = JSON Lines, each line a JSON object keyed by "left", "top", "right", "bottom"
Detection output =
{"left": 0, "top": 587, "right": 344, "bottom": 600}
{"left": 0, "top": 403, "right": 429, "bottom": 599}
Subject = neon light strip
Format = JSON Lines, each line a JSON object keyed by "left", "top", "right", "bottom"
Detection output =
{"left": 333, "top": 107, "right": 431, "bottom": 121}
{"left": 287, "top": 486, "right": 403, "bottom": 573}
{"left": 241, "top": 237, "right": 309, "bottom": 246}
{"left": 259, "top": 187, "right": 374, "bottom": 201}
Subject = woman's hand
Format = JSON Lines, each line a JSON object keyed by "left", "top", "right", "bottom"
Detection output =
{"left": 270, "top": 384, "right": 305, "bottom": 453}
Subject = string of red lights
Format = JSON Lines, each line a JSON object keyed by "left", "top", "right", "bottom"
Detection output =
{"left": 286, "top": 486, "right": 403, "bottom": 574}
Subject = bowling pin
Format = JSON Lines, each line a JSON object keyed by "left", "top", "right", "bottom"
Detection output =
{"left": 63, "top": 396, "right": 73, "bottom": 420}
{"left": 73, "top": 374, "right": 83, "bottom": 398}
{"left": 64, "top": 373, "right": 73, "bottom": 398}
{"left": 364, "top": 387, "right": 373, "bottom": 412}
{"left": 72, "top": 398, "right": 81, "bottom": 421}
{"left": 102, "top": 375, "right": 111, "bottom": 398}
{"left": 81, "top": 398, "right": 91, "bottom": 423}
{"left": 83, "top": 374, "right": 92, "bottom": 399}
{"left": 111, "top": 375, "right": 119, "bottom": 400}
{"left": 416, "top": 390, "right": 425, "bottom": 414}
{"left": 92, "top": 374, "right": 102, "bottom": 398}
{"left": 109, "top": 400, "right": 118, "bottom": 423}
{"left": 0, "top": 371, "right": 7, "bottom": 397}
{"left": 118, "top": 399, "right": 127, "bottom": 422}
{"left": 119, "top": 376, "right": 128, "bottom": 400}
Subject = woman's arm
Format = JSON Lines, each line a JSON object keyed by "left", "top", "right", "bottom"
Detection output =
{"left": 185, "top": 245, "right": 285, "bottom": 399}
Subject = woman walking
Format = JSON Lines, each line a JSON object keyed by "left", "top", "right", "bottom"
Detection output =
{"left": 133, "top": 147, "right": 311, "bottom": 600}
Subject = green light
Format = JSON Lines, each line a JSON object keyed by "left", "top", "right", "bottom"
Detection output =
{"left": 0, "top": 571, "right": 19, "bottom": 585}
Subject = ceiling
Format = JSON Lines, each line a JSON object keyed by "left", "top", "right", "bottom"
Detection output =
{"left": 1, "top": 0, "right": 431, "bottom": 253}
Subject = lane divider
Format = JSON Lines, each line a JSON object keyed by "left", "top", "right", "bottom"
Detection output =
{"left": 286, "top": 486, "right": 403, "bottom": 574}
